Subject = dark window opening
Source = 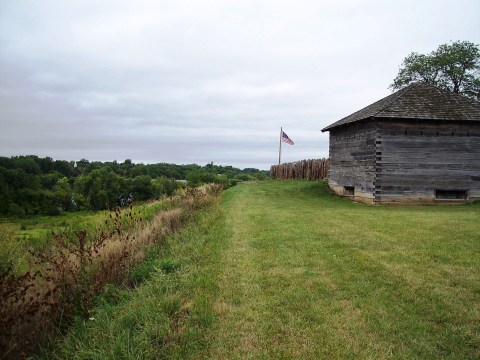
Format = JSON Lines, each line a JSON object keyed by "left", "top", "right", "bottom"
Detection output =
{"left": 435, "top": 189, "right": 467, "bottom": 200}
{"left": 344, "top": 186, "right": 355, "bottom": 196}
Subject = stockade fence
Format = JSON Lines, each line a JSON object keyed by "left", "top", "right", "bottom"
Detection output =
{"left": 270, "top": 159, "right": 329, "bottom": 180}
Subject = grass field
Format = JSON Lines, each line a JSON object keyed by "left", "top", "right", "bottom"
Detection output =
{"left": 1, "top": 211, "right": 101, "bottom": 252}
{"left": 45, "top": 180, "right": 480, "bottom": 359}
{"left": 2, "top": 199, "right": 171, "bottom": 246}
{"left": 1, "top": 200, "right": 171, "bottom": 272}
{"left": 1, "top": 211, "right": 101, "bottom": 274}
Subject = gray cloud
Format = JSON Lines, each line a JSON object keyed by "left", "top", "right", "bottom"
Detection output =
{"left": 1, "top": 0, "right": 479, "bottom": 169}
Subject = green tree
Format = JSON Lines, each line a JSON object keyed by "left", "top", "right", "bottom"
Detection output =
{"left": 11, "top": 156, "right": 41, "bottom": 174}
{"left": 130, "top": 164, "right": 147, "bottom": 177}
{"left": 74, "top": 169, "right": 124, "bottom": 210}
{"left": 256, "top": 172, "right": 266, "bottom": 181}
{"left": 391, "top": 41, "right": 480, "bottom": 100}
{"left": 131, "top": 175, "right": 153, "bottom": 201}
{"left": 39, "top": 172, "right": 64, "bottom": 190}
{"left": 55, "top": 177, "right": 74, "bottom": 211}
{"left": 0, "top": 168, "right": 11, "bottom": 214}
{"left": 87, "top": 169, "right": 123, "bottom": 210}
{"left": 152, "top": 177, "right": 179, "bottom": 197}
{"left": 53, "top": 160, "right": 74, "bottom": 177}
{"left": 37, "top": 156, "right": 55, "bottom": 173}
{"left": 186, "top": 170, "right": 216, "bottom": 187}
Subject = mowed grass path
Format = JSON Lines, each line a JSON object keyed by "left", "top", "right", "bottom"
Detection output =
{"left": 209, "top": 181, "right": 480, "bottom": 359}
{"left": 47, "top": 181, "right": 479, "bottom": 359}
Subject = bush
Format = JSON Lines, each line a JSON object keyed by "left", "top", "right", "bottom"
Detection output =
{"left": 152, "top": 177, "right": 180, "bottom": 198}
{"left": 256, "top": 172, "right": 266, "bottom": 181}
{"left": 8, "top": 203, "right": 25, "bottom": 218}
{"left": 235, "top": 174, "right": 253, "bottom": 182}
{"left": 73, "top": 193, "right": 89, "bottom": 210}
{"left": 0, "top": 224, "right": 22, "bottom": 273}
{"left": 0, "top": 184, "right": 223, "bottom": 358}
{"left": 186, "top": 170, "right": 216, "bottom": 187}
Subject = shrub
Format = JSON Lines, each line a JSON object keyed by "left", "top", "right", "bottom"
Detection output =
{"left": 0, "top": 224, "right": 23, "bottom": 273}
{"left": 8, "top": 203, "right": 25, "bottom": 218}
{"left": 0, "top": 184, "right": 223, "bottom": 359}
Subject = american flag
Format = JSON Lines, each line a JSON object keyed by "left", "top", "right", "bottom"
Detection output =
{"left": 281, "top": 131, "right": 294, "bottom": 145}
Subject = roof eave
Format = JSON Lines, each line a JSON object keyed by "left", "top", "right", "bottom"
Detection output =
{"left": 321, "top": 116, "right": 373, "bottom": 132}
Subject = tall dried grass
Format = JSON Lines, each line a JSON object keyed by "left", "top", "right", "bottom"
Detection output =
{"left": 0, "top": 184, "right": 222, "bottom": 359}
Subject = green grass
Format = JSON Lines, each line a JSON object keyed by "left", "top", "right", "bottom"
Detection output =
{"left": 2, "top": 200, "right": 170, "bottom": 245}
{"left": 1, "top": 200, "right": 171, "bottom": 273}
{"left": 42, "top": 180, "right": 480, "bottom": 359}
{"left": 38, "top": 202, "right": 227, "bottom": 359}
{"left": 2, "top": 211, "right": 97, "bottom": 243}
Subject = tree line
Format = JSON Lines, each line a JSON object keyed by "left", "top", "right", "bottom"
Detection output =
{"left": 391, "top": 40, "right": 479, "bottom": 100}
{"left": 0, "top": 156, "right": 267, "bottom": 216}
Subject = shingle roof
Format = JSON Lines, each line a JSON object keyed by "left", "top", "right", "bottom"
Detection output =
{"left": 321, "top": 82, "right": 480, "bottom": 132}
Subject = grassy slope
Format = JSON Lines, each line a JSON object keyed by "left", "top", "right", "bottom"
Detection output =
{"left": 46, "top": 181, "right": 480, "bottom": 359}
{"left": 40, "top": 201, "right": 228, "bottom": 359}
{"left": 1, "top": 201, "right": 170, "bottom": 273}
{"left": 4, "top": 200, "right": 170, "bottom": 246}
{"left": 211, "top": 181, "right": 479, "bottom": 359}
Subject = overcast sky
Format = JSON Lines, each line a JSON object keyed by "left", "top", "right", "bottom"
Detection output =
{"left": 1, "top": 0, "right": 479, "bottom": 170}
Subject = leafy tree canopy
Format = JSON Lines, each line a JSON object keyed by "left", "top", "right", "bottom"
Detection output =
{"left": 390, "top": 41, "right": 480, "bottom": 100}
{"left": 0, "top": 155, "right": 268, "bottom": 216}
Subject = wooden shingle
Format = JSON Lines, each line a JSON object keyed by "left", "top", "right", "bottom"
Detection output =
{"left": 322, "top": 83, "right": 480, "bottom": 132}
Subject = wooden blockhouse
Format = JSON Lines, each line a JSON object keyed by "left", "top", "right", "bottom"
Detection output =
{"left": 321, "top": 83, "right": 480, "bottom": 204}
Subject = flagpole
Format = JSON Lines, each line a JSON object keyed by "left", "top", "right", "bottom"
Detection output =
{"left": 279, "top": 127, "right": 282, "bottom": 165}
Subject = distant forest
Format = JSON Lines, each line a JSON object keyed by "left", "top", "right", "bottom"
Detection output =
{"left": 0, "top": 155, "right": 267, "bottom": 216}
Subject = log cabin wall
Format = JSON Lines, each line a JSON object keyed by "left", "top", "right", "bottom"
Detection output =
{"left": 322, "top": 83, "right": 480, "bottom": 204}
{"left": 328, "top": 120, "right": 377, "bottom": 204}
{"left": 375, "top": 119, "right": 480, "bottom": 204}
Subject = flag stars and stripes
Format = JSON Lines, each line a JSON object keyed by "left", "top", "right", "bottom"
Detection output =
{"left": 281, "top": 131, "right": 294, "bottom": 145}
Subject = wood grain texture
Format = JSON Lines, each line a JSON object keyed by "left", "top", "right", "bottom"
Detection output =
{"left": 328, "top": 119, "right": 480, "bottom": 204}
{"left": 270, "top": 159, "right": 329, "bottom": 180}
{"left": 375, "top": 120, "right": 480, "bottom": 204}
{"left": 328, "top": 121, "right": 377, "bottom": 202}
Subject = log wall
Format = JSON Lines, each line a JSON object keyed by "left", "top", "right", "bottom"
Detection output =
{"left": 326, "top": 119, "right": 480, "bottom": 204}
{"left": 328, "top": 121, "right": 377, "bottom": 203}
{"left": 269, "top": 159, "right": 329, "bottom": 181}
{"left": 375, "top": 120, "right": 480, "bottom": 204}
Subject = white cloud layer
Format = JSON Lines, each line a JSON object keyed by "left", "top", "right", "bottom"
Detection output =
{"left": 1, "top": 0, "right": 479, "bottom": 169}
